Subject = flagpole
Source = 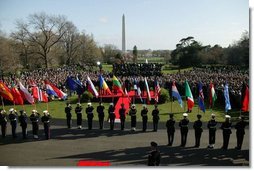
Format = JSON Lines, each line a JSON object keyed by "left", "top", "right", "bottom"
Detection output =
{"left": 171, "top": 96, "right": 173, "bottom": 114}
{"left": 239, "top": 92, "right": 242, "bottom": 117}
{"left": 1, "top": 96, "right": 4, "bottom": 110}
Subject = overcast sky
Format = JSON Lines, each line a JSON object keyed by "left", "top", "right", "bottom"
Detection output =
{"left": 0, "top": 0, "right": 249, "bottom": 50}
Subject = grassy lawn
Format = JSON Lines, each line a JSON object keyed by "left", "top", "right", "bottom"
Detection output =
{"left": 2, "top": 95, "right": 242, "bottom": 123}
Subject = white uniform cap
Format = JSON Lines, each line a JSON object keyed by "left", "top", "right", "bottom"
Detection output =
{"left": 132, "top": 104, "right": 136, "bottom": 107}
{"left": 43, "top": 110, "right": 49, "bottom": 114}
{"left": 32, "top": 109, "right": 37, "bottom": 113}
{"left": 183, "top": 113, "right": 188, "bottom": 117}
{"left": 87, "top": 102, "right": 92, "bottom": 106}
{"left": 225, "top": 115, "right": 231, "bottom": 119}
{"left": 9, "top": 108, "right": 14, "bottom": 112}
{"left": 211, "top": 113, "right": 216, "bottom": 117}
{"left": 110, "top": 103, "right": 114, "bottom": 106}
{"left": 1, "top": 110, "right": 6, "bottom": 114}
{"left": 142, "top": 104, "right": 147, "bottom": 107}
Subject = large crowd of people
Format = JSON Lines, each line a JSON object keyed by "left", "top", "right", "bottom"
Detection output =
{"left": 1, "top": 64, "right": 249, "bottom": 109}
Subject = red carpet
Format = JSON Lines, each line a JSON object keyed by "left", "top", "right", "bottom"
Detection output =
{"left": 77, "top": 160, "right": 111, "bottom": 166}
{"left": 114, "top": 96, "right": 131, "bottom": 121}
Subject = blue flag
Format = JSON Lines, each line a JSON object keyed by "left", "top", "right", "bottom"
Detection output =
{"left": 198, "top": 82, "right": 205, "bottom": 113}
{"left": 66, "top": 76, "right": 84, "bottom": 95}
{"left": 224, "top": 83, "right": 231, "bottom": 112}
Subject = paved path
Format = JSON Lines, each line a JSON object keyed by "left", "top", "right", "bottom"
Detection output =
{"left": 0, "top": 119, "right": 249, "bottom": 166}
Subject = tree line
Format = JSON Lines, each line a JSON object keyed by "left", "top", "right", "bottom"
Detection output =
{"left": 171, "top": 32, "right": 249, "bottom": 68}
{"left": 0, "top": 12, "right": 249, "bottom": 73}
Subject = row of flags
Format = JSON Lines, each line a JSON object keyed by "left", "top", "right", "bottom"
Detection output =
{"left": 0, "top": 75, "right": 249, "bottom": 113}
{"left": 171, "top": 80, "right": 249, "bottom": 113}
{"left": 0, "top": 79, "right": 67, "bottom": 105}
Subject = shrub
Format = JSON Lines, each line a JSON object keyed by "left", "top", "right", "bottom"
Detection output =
{"left": 159, "top": 88, "right": 170, "bottom": 104}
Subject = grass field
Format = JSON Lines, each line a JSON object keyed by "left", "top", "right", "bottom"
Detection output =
{"left": 2, "top": 95, "right": 243, "bottom": 123}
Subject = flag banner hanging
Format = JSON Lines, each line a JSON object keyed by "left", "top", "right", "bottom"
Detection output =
{"left": 172, "top": 81, "right": 183, "bottom": 108}
{"left": 198, "top": 82, "right": 205, "bottom": 113}
{"left": 224, "top": 83, "right": 231, "bottom": 112}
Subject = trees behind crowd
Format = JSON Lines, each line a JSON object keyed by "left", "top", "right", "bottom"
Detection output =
{"left": 171, "top": 31, "right": 249, "bottom": 68}
{"left": 0, "top": 12, "right": 249, "bottom": 73}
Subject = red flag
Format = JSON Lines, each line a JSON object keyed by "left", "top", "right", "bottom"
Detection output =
{"left": 0, "top": 81, "right": 14, "bottom": 102}
{"left": 41, "top": 90, "right": 48, "bottom": 102}
{"left": 32, "top": 86, "right": 39, "bottom": 100}
{"left": 242, "top": 85, "right": 249, "bottom": 112}
{"left": 11, "top": 86, "right": 24, "bottom": 105}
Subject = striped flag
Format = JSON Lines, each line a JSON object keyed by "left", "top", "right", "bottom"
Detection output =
{"left": 154, "top": 79, "right": 161, "bottom": 102}
{"left": 18, "top": 81, "right": 34, "bottom": 104}
{"left": 112, "top": 75, "right": 124, "bottom": 94}
{"left": 99, "top": 75, "right": 112, "bottom": 95}
{"left": 144, "top": 77, "right": 151, "bottom": 102}
{"left": 0, "top": 81, "right": 14, "bottom": 102}
{"left": 185, "top": 80, "right": 194, "bottom": 110}
{"left": 87, "top": 76, "right": 99, "bottom": 97}
{"left": 209, "top": 82, "right": 217, "bottom": 108}
{"left": 172, "top": 81, "right": 183, "bottom": 108}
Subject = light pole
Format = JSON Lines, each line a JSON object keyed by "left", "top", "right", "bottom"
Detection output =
{"left": 97, "top": 61, "right": 103, "bottom": 102}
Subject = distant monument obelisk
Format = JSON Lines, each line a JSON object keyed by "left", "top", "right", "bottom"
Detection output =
{"left": 122, "top": 14, "right": 126, "bottom": 53}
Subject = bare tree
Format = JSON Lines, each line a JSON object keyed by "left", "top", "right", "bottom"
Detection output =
{"left": 13, "top": 12, "right": 68, "bottom": 68}
{"left": 60, "top": 21, "right": 81, "bottom": 65}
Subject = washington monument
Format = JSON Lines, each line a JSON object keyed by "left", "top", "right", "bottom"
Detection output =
{"left": 122, "top": 14, "right": 126, "bottom": 53}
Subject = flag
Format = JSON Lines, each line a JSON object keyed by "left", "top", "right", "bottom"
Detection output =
{"left": 112, "top": 75, "right": 124, "bottom": 94}
{"left": 66, "top": 76, "right": 84, "bottom": 95}
{"left": 241, "top": 85, "right": 249, "bottom": 112}
{"left": 209, "top": 82, "right": 217, "bottom": 108}
{"left": 144, "top": 77, "right": 151, "bottom": 101}
{"left": 137, "top": 87, "right": 143, "bottom": 103}
{"left": 18, "top": 81, "right": 34, "bottom": 104}
{"left": 133, "top": 78, "right": 137, "bottom": 90}
{"left": 32, "top": 86, "right": 48, "bottom": 102}
{"left": 11, "top": 86, "right": 24, "bottom": 105}
{"left": 198, "top": 82, "right": 205, "bottom": 113}
{"left": 185, "top": 80, "right": 194, "bottom": 110}
{"left": 224, "top": 83, "right": 231, "bottom": 112}
{"left": 172, "top": 81, "right": 183, "bottom": 108}
{"left": 45, "top": 80, "right": 67, "bottom": 99}
{"left": 99, "top": 75, "right": 111, "bottom": 95}
{"left": 87, "top": 76, "right": 99, "bottom": 97}
{"left": 154, "top": 80, "right": 161, "bottom": 102}
{"left": 0, "top": 81, "right": 14, "bottom": 102}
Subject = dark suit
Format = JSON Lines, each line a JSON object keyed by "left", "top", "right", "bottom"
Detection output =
{"left": 193, "top": 120, "right": 203, "bottom": 147}
{"left": 166, "top": 118, "right": 175, "bottom": 146}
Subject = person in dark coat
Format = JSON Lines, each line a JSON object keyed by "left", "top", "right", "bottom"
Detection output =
{"left": 65, "top": 103, "right": 72, "bottom": 128}
{"left": 108, "top": 103, "right": 115, "bottom": 130}
{"left": 41, "top": 110, "right": 51, "bottom": 140}
{"left": 207, "top": 113, "right": 217, "bottom": 149}
{"left": 19, "top": 110, "right": 28, "bottom": 139}
{"left": 97, "top": 102, "right": 105, "bottom": 129}
{"left": 179, "top": 113, "right": 189, "bottom": 147}
{"left": 8, "top": 108, "right": 18, "bottom": 139}
{"left": 75, "top": 103, "right": 83, "bottom": 129}
{"left": 30, "top": 110, "right": 40, "bottom": 139}
{"left": 0, "top": 109, "right": 7, "bottom": 138}
{"left": 220, "top": 115, "right": 232, "bottom": 150}
{"left": 166, "top": 113, "right": 175, "bottom": 146}
{"left": 129, "top": 104, "right": 137, "bottom": 131}
{"left": 152, "top": 105, "right": 160, "bottom": 132}
{"left": 86, "top": 102, "right": 94, "bottom": 130}
{"left": 148, "top": 141, "right": 161, "bottom": 166}
{"left": 193, "top": 114, "right": 203, "bottom": 147}
{"left": 235, "top": 115, "right": 248, "bottom": 150}
{"left": 141, "top": 105, "right": 148, "bottom": 132}
{"left": 119, "top": 103, "right": 126, "bottom": 130}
